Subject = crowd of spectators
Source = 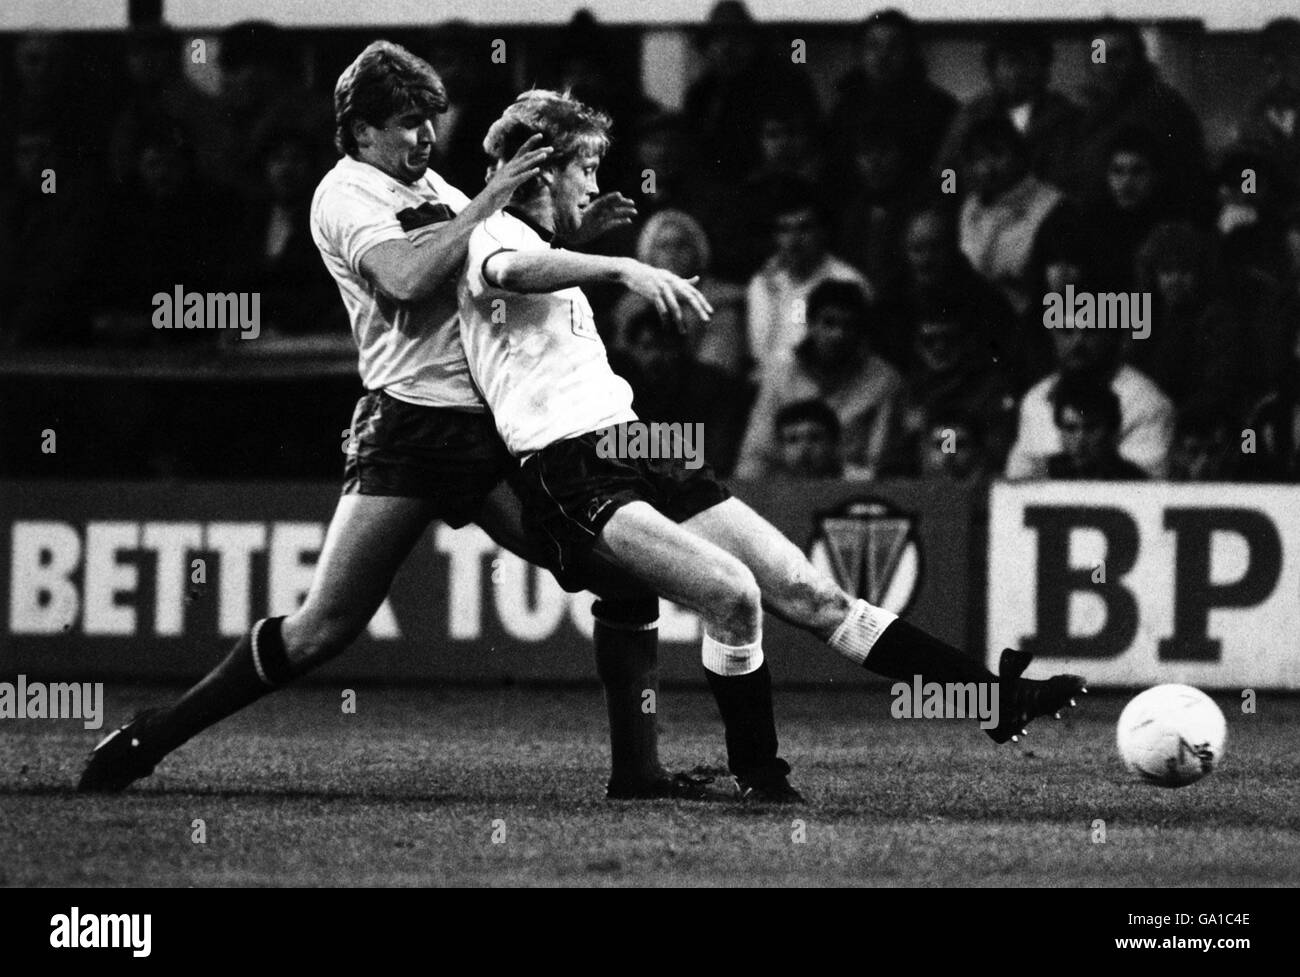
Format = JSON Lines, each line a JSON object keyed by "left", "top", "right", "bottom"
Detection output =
{"left": 4, "top": 5, "right": 1300, "bottom": 483}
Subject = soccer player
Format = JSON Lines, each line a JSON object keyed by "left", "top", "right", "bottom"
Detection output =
{"left": 79, "top": 42, "right": 704, "bottom": 801}
{"left": 458, "top": 90, "right": 1088, "bottom": 797}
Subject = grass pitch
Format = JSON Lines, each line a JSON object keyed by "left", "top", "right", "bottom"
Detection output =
{"left": 2, "top": 683, "right": 1297, "bottom": 887}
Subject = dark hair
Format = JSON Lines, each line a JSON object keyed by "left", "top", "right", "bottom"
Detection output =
{"left": 960, "top": 114, "right": 1027, "bottom": 160}
{"left": 1093, "top": 17, "right": 1147, "bottom": 58}
{"left": 927, "top": 408, "right": 984, "bottom": 445}
{"left": 1104, "top": 125, "right": 1163, "bottom": 169}
{"left": 806, "top": 280, "right": 870, "bottom": 329}
{"left": 1261, "top": 18, "right": 1300, "bottom": 58}
{"left": 983, "top": 25, "right": 1053, "bottom": 71}
{"left": 333, "top": 41, "right": 448, "bottom": 157}
{"left": 1175, "top": 403, "right": 1236, "bottom": 441}
{"left": 624, "top": 308, "right": 687, "bottom": 351}
{"left": 219, "top": 21, "right": 294, "bottom": 72}
{"left": 1051, "top": 378, "right": 1121, "bottom": 432}
{"left": 775, "top": 399, "right": 841, "bottom": 439}
{"left": 769, "top": 179, "right": 827, "bottom": 226}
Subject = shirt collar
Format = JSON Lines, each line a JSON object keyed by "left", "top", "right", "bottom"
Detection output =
{"left": 505, "top": 205, "right": 558, "bottom": 246}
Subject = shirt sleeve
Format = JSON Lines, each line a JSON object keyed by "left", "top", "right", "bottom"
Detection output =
{"left": 312, "top": 178, "right": 410, "bottom": 277}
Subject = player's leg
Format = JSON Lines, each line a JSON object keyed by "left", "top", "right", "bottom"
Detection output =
{"left": 476, "top": 484, "right": 706, "bottom": 798}
{"left": 682, "top": 497, "right": 1086, "bottom": 742}
{"left": 78, "top": 494, "right": 436, "bottom": 791}
{"left": 591, "top": 501, "right": 797, "bottom": 796}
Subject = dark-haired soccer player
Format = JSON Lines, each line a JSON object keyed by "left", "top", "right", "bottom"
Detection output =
{"left": 79, "top": 41, "right": 701, "bottom": 801}
{"left": 458, "top": 90, "right": 1088, "bottom": 798}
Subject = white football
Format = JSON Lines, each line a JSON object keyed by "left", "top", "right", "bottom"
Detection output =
{"left": 1116, "top": 684, "right": 1227, "bottom": 787}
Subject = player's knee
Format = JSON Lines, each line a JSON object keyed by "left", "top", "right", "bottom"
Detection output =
{"left": 788, "top": 565, "right": 850, "bottom": 623}
{"left": 709, "top": 560, "right": 761, "bottom": 635}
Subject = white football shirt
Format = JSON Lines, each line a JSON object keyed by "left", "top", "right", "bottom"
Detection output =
{"left": 310, "top": 154, "right": 482, "bottom": 409}
{"left": 458, "top": 208, "right": 636, "bottom": 456}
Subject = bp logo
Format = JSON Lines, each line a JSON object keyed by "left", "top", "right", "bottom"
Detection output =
{"left": 808, "top": 499, "right": 921, "bottom": 614}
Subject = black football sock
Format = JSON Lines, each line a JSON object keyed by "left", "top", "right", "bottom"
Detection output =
{"left": 147, "top": 617, "right": 294, "bottom": 758}
{"left": 863, "top": 618, "right": 996, "bottom": 685}
{"left": 593, "top": 599, "right": 664, "bottom": 787}
{"left": 703, "top": 662, "right": 788, "bottom": 784}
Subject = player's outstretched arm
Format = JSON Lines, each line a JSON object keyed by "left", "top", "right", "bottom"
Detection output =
{"left": 359, "top": 135, "right": 553, "bottom": 303}
{"left": 486, "top": 251, "right": 713, "bottom": 330}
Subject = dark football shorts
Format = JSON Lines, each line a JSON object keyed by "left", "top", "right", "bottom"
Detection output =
{"left": 510, "top": 423, "right": 730, "bottom": 591}
{"left": 342, "top": 389, "right": 514, "bottom": 528}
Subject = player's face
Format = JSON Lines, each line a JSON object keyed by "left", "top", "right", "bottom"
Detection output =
{"left": 904, "top": 213, "right": 953, "bottom": 287}
{"left": 1107, "top": 151, "right": 1155, "bottom": 210}
{"left": 357, "top": 109, "right": 436, "bottom": 184}
{"left": 551, "top": 152, "right": 601, "bottom": 238}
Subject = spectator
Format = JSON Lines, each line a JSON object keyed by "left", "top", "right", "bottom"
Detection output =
{"left": 958, "top": 116, "right": 1080, "bottom": 317}
{"left": 226, "top": 129, "right": 344, "bottom": 338}
{"left": 1235, "top": 18, "right": 1300, "bottom": 207}
{"left": 772, "top": 400, "right": 844, "bottom": 479}
{"left": 916, "top": 411, "right": 989, "bottom": 482}
{"left": 836, "top": 117, "right": 921, "bottom": 288}
{"left": 553, "top": 11, "right": 660, "bottom": 195}
{"left": 1242, "top": 314, "right": 1300, "bottom": 481}
{"left": 1005, "top": 327, "right": 1172, "bottom": 479}
{"left": 826, "top": 9, "right": 957, "bottom": 198}
{"left": 1169, "top": 405, "right": 1241, "bottom": 481}
{"left": 889, "top": 304, "right": 1018, "bottom": 476}
{"left": 0, "top": 125, "right": 99, "bottom": 347}
{"left": 424, "top": 22, "right": 515, "bottom": 195}
{"left": 1213, "top": 145, "right": 1289, "bottom": 288}
{"left": 613, "top": 113, "right": 746, "bottom": 279}
{"left": 1046, "top": 379, "right": 1148, "bottom": 479}
{"left": 4, "top": 33, "right": 75, "bottom": 139}
{"left": 1086, "top": 126, "right": 1174, "bottom": 291}
{"left": 608, "top": 309, "right": 753, "bottom": 477}
{"left": 736, "top": 280, "right": 902, "bottom": 480}
{"left": 1130, "top": 222, "right": 1268, "bottom": 413}
{"left": 1061, "top": 17, "right": 1209, "bottom": 220}
{"left": 109, "top": 26, "right": 212, "bottom": 186}
{"left": 93, "top": 125, "right": 233, "bottom": 343}
{"left": 681, "top": 1, "right": 820, "bottom": 183}
{"left": 875, "top": 206, "right": 1024, "bottom": 379}
{"left": 192, "top": 21, "right": 332, "bottom": 196}
{"left": 609, "top": 210, "right": 747, "bottom": 377}
{"left": 746, "top": 182, "right": 872, "bottom": 375}
{"left": 937, "top": 25, "right": 1080, "bottom": 189}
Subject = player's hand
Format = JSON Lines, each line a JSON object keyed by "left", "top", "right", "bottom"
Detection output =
{"left": 568, "top": 192, "right": 637, "bottom": 245}
{"left": 618, "top": 260, "right": 713, "bottom": 331}
{"left": 481, "top": 134, "right": 553, "bottom": 211}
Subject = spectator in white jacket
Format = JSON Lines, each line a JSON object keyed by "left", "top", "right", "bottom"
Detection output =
{"left": 746, "top": 181, "right": 872, "bottom": 377}
{"left": 737, "top": 280, "right": 901, "bottom": 480}
{"left": 1005, "top": 326, "right": 1173, "bottom": 479}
